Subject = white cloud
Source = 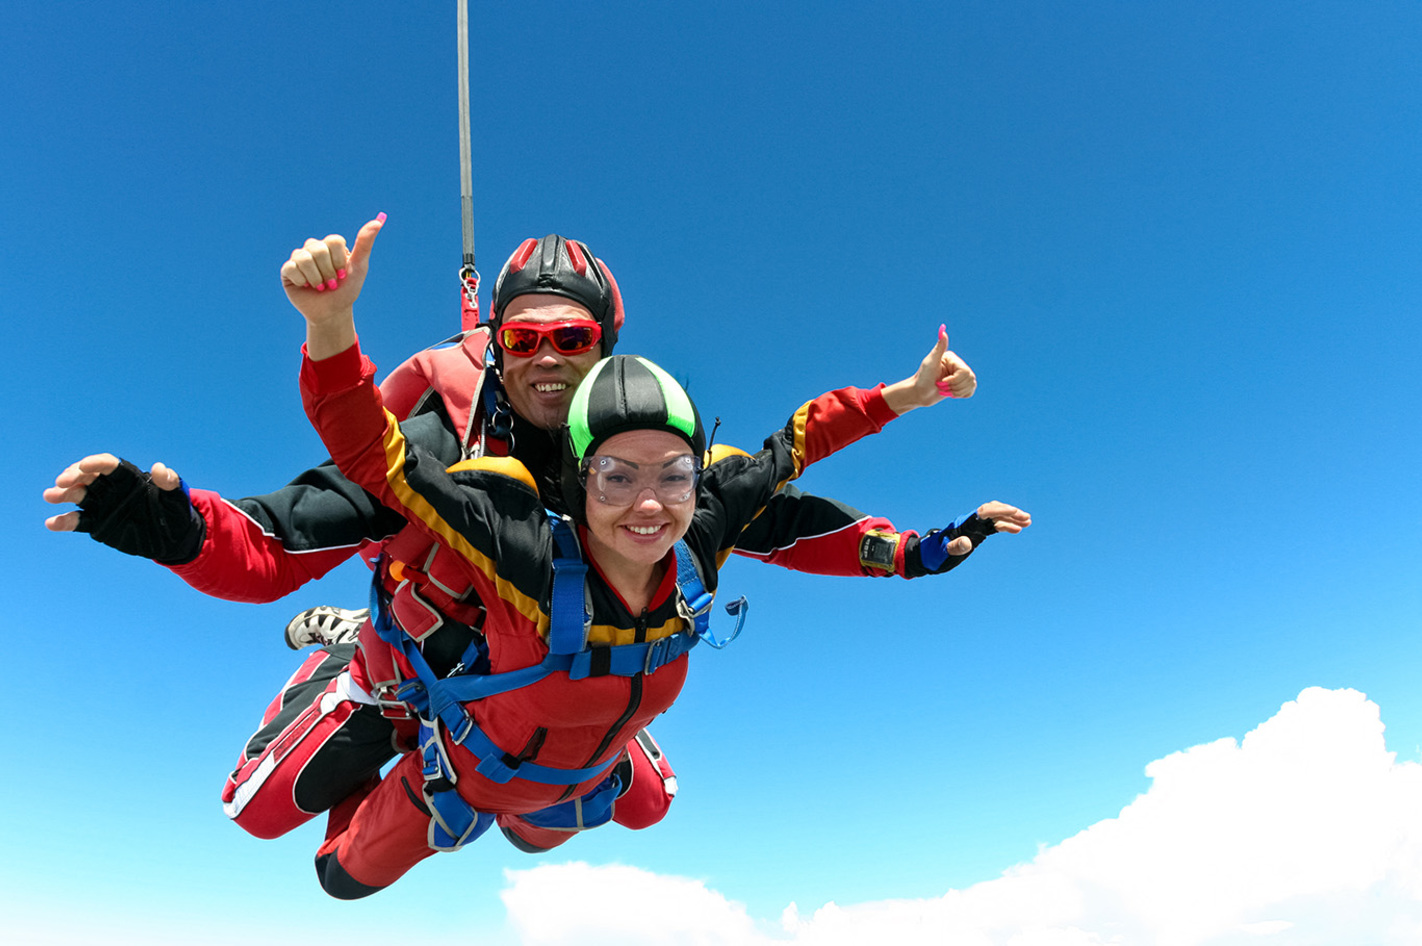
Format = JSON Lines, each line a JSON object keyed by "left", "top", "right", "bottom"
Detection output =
{"left": 501, "top": 861, "right": 766, "bottom": 945}
{"left": 500, "top": 688, "right": 1422, "bottom": 945}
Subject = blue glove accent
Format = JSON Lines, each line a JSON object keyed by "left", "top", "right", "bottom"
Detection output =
{"left": 918, "top": 511, "right": 978, "bottom": 572}
{"left": 918, "top": 531, "right": 952, "bottom": 573}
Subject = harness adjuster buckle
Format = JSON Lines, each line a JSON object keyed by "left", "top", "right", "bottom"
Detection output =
{"left": 678, "top": 589, "right": 714, "bottom": 623}
{"left": 375, "top": 686, "right": 414, "bottom": 720}
{"left": 643, "top": 635, "right": 682, "bottom": 674}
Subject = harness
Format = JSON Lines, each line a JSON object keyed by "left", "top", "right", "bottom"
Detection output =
{"left": 369, "top": 512, "right": 746, "bottom": 850}
{"left": 477, "top": 360, "right": 514, "bottom": 449}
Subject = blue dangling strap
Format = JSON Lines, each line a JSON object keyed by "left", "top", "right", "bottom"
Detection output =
{"left": 672, "top": 540, "right": 748, "bottom": 649}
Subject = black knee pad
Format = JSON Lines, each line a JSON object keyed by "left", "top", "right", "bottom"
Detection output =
{"left": 500, "top": 824, "right": 553, "bottom": 854}
{"left": 314, "top": 852, "right": 386, "bottom": 900}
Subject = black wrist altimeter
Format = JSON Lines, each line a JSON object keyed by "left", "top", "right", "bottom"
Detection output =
{"left": 858, "top": 529, "right": 899, "bottom": 572}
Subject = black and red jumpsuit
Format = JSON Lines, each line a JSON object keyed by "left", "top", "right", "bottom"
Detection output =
{"left": 300, "top": 339, "right": 906, "bottom": 893}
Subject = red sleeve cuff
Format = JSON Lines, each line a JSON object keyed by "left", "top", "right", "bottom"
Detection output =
{"left": 864, "top": 383, "right": 900, "bottom": 429}
{"left": 300, "top": 337, "right": 375, "bottom": 395}
{"left": 163, "top": 488, "right": 224, "bottom": 580}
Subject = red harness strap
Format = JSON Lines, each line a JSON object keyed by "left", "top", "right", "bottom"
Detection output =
{"left": 359, "top": 327, "right": 500, "bottom": 720}
{"left": 378, "top": 328, "right": 492, "bottom": 453}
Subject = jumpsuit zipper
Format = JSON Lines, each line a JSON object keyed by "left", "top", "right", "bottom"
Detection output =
{"left": 555, "top": 609, "right": 651, "bottom": 801}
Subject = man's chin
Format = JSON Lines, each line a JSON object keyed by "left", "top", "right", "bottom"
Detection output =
{"left": 510, "top": 394, "right": 573, "bottom": 430}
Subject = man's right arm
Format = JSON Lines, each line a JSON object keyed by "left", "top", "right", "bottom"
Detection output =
{"left": 43, "top": 409, "right": 460, "bottom": 604}
{"left": 171, "top": 460, "right": 409, "bottom": 602}
{"left": 157, "top": 406, "right": 460, "bottom": 601}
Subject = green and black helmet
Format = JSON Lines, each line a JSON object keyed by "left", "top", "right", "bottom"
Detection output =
{"left": 558, "top": 354, "right": 706, "bottom": 519}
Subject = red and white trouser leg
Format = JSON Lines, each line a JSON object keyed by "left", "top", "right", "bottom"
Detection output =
{"left": 221, "top": 645, "right": 401, "bottom": 840}
{"left": 315, "top": 752, "right": 438, "bottom": 898}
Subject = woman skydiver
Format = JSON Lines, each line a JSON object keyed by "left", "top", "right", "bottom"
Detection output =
{"left": 289, "top": 215, "right": 1032, "bottom": 898}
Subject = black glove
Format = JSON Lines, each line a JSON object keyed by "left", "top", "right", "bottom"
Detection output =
{"left": 75, "top": 459, "right": 206, "bottom": 564}
{"left": 904, "top": 512, "right": 996, "bottom": 577}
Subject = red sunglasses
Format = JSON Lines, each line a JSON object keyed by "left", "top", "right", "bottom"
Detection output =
{"left": 496, "top": 319, "right": 603, "bottom": 357}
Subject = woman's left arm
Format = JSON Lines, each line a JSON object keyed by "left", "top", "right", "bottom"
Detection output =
{"left": 699, "top": 325, "right": 973, "bottom": 548}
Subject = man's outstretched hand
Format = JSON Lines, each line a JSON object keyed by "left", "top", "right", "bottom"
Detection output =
{"left": 917, "top": 501, "right": 1033, "bottom": 572}
{"left": 43, "top": 453, "right": 205, "bottom": 563}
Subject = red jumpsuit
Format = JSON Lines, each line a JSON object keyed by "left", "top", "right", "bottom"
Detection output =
{"left": 300, "top": 340, "right": 904, "bottom": 894}
{"left": 181, "top": 330, "right": 926, "bottom": 843}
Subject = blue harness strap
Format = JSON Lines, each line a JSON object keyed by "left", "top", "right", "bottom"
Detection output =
{"left": 418, "top": 720, "right": 496, "bottom": 851}
{"left": 546, "top": 512, "right": 590, "bottom": 656}
{"left": 368, "top": 510, "right": 750, "bottom": 847}
{"left": 672, "top": 540, "right": 748, "bottom": 649}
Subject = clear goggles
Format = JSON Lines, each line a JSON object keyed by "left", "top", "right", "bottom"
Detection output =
{"left": 580, "top": 453, "right": 701, "bottom": 506}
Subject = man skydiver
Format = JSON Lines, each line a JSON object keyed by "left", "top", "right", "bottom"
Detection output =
{"left": 289, "top": 215, "right": 1028, "bottom": 896}
{"left": 43, "top": 227, "right": 990, "bottom": 853}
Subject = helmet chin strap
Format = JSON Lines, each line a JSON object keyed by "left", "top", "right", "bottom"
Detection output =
{"left": 478, "top": 352, "right": 516, "bottom": 450}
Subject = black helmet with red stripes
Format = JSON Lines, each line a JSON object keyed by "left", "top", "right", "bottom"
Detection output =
{"left": 491, "top": 235, "right": 624, "bottom": 355}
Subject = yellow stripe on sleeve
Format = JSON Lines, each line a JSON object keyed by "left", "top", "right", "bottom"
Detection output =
{"left": 789, "top": 401, "right": 810, "bottom": 478}
{"left": 376, "top": 410, "right": 549, "bottom": 635}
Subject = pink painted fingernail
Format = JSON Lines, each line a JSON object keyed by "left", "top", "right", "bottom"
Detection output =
{"left": 376, "top": 212, "right": 387, "bottom": 223}
{"left": 314, "top": 283, "right": 325, "bottom": 292}
{"left": 337, "top": 269, "right": 347, "bottom": 279}
{"left": 936, "top": 381, "right": 953, "bottom": 396}
{"left": 326, "top": 278, "right": 339, "bottom": 290}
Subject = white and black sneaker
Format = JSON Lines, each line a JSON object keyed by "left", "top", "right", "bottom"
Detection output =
{"left": 284, "top": 606, "right": 370, "bottom": 650}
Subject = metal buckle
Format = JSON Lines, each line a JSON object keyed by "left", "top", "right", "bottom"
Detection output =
{"left": 643, "top": 637, "right": 667, "bottom": 674}
{"left": 375, "top": 686, "right": 414, "bottom": 720}
{"left": 676, "top": 589, "right": 714, "bottom": 624}
{"left": 643, "top": 634, "right": 690, "bottom": 674}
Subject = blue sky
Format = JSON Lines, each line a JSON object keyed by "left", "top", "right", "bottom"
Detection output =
{"left": 5, "top": 2, "right": 1421, "bottom": 942}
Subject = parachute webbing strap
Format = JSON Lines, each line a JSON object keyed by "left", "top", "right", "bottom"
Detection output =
{"left": 517, "top": 769, "right": 622, "bottom": 832}
{"left": 370, "top": 580, "right": 461, "bottom": 732}
{"left": 567, "top": 632, "right": 697, "bottom": 677}
{"left": 372, "top": 560, "right": 697, "bottom": 712}
{"left": 673, "top": 541, "right": 749, "bottom": 649}
{"left": 716, "top": 597, "right": 749, "bottom": 648}
{"left": 546, "top": 515, "right": 589, "bottom": 656}
{"left": 420, "top": 719, "right": 495, "bottom": 851}
{"left": 421, "top": 631, "right": 699, "bottom": 706}
{"left": 375, "top": 590, "right": 612, "bottom": 787}
{"left": 478, "top": 371, "right": 513, "bottom": 443}
{"left": 672, "top": 542, "right": 713, "bottom": 636}
{"left": 452, "top": 716, "right": 621, "bottom": 786}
